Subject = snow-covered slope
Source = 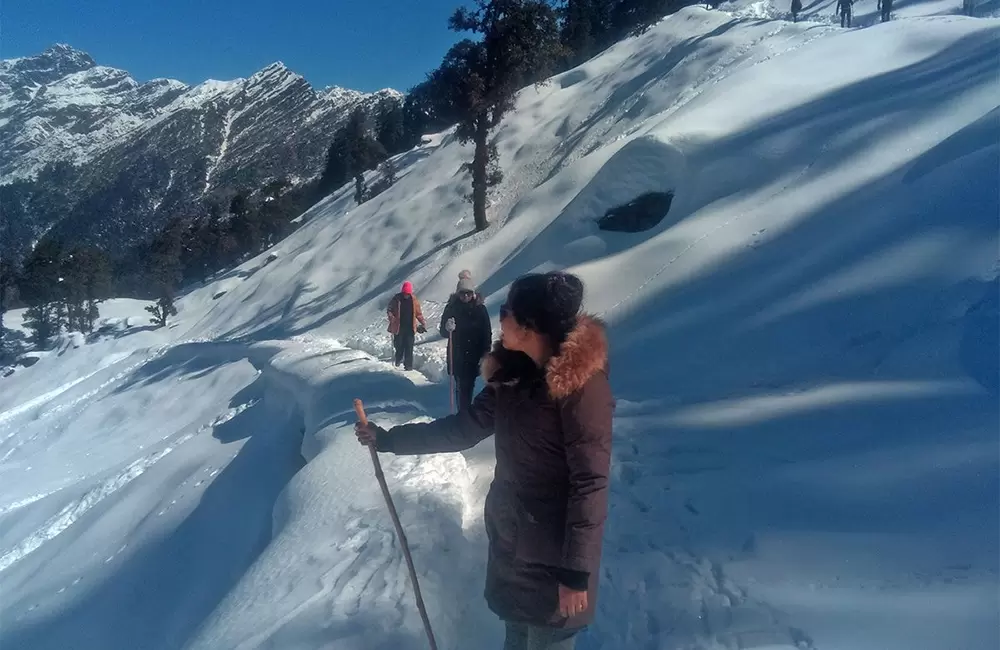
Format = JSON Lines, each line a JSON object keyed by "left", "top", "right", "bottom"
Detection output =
{"left": 1, "top": 6, "right": 997, "bottom": 650}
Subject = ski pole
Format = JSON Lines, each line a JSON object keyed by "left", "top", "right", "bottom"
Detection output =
{"left": 447, "top": 331, "right": 455, "bottom": 414}
{"left": 353, "top": 399, "right": 438, "bottom": 650}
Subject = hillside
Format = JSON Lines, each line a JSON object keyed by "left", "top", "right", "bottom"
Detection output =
{"left": 1, "top": 5, "right": 997, "bottom": 650}
{"left": 0, "top": 44, "right": 400, "bottom": 258}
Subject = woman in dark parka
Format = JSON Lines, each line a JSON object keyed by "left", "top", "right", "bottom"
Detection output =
{"left": 355, "top": 271, "right": 613, "bottom": 650}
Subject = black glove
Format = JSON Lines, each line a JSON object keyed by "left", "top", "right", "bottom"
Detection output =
{"left": 416, "top": 324, "right": 427, "bottom": 334}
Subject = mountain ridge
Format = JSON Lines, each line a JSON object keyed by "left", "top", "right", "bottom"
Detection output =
{"left": 0, "top": 43, "right": 402, "bottom": 259}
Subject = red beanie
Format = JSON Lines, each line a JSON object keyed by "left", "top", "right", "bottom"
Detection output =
{"left": 401, "top": 281, "right": 413, "bottom": 294}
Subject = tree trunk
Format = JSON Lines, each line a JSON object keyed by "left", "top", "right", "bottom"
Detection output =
{"left": 354, "top": 174, "right": 367, "bottom": 205}
{"left": 472, "top": 114, "right": 490, "bottom": 231}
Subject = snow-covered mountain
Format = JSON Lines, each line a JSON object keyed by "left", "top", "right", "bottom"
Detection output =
{"left": 1, "top": 4, "right": 998, "bottom": 650}
{"left": 0, "top": 44, "right": 400, "bottom": 256}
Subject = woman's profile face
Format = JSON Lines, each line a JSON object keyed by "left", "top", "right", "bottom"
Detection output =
{"left": 499, "top": 301, "right": 527, "bottom": 351}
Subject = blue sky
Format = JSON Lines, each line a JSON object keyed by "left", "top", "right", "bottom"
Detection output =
{"left": 4, "top": 0, "right": 467, "bottom": 92}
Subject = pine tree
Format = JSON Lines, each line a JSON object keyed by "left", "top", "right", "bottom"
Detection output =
{"left": 229, "top": 192, "right": 262, "bottom": 256}
{"left": 263, "top": 178, "right": 290, "bottom": 201}
{"left": 23, "top": 304, "right": 57, "bottom": 347}
{"left": 0, "top": 257, "right": 17, "bottom": 340}
{"left": 444, "top": 0, "right": 562, "bottom": 231}
{"left": 146, "top": 293, "right": 178, "bottom": 328}
{"left": 381, "top": 157, "right": 398, "bottom": 186}
{"left": 19, "top": 238, "right": 65, "bottom": 347}
{"left": 319, "top": 130, "right": 350, "bottom": 195}
{"left": 400, "top": 80, "right": 457, "bottom": 148}
{"left": 82, "top": 249, "right": 111, "bottom": 332}
{"left": 201, "top": 202, "right": 238, "bottom": 269}
{"left": 59, "top": 250, "right": 88, "bottom": 333}
{"left": 377, "top": 100, "right": 406, "bottom": 155}
{"left": 611, "top": 0, "right": 676, "bottom": 38}
{"left": 229, "top": 194, "right": 248, "bottom": 220}
{"left": 562, "top": 0, "right": 596, "bottom": 66}
{"left": 258, "top": 184, "right": 287, "bottom": 247}
{"left": 144, "top": 218, "right": 184, "bottom": 328}
{"left": 60, "top": 247, "right": 111, "bottom": 333}
{"left": 344, "top": 107, "right": 387, "bottom": 205}
{"left": 180, "top": 219, "right": 208, "bottom": 283}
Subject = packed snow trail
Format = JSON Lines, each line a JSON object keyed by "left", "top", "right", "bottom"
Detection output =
{"left": 185, "top": 338, "right": 814, "bottom": 650}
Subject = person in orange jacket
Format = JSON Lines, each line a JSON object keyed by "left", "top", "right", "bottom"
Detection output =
{"left": 387, "top": 281, "right": 426, "bottom": 370}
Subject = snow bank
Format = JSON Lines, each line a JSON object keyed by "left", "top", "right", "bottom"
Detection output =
{"left": 190, "top": 339, "right": 500, "bottom": 650}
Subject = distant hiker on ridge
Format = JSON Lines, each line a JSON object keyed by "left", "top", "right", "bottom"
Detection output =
{"left": 387, "top": 281, "right": 426, "bottom": 371}
{"left": 440, "top": 270, "right": 492, "bottom": 412}
{"left": 358, "top": 271, "right": 613, "bottom": 650}
{"left": 879, "top": 0, "right": 893, "bottom": 22}
{"left": 837, "top": 0, "right": 853, "bottom": 27}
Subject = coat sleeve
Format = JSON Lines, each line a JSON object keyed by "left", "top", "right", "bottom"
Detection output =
{"left": 378, "top": 384, "right": 496, "bottom": 455}
{"left": 414, "top": 298, "right": 427, "bottom": 327}
{"left": 439, "top": 300, "right": 454, "bottom": 338}
{"left": 479, "top": 305, "right": 492, "bottom": 356}
{"left": 558, "top": 373, "right": 614, "bottom": 574}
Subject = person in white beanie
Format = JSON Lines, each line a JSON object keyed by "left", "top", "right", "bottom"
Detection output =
{"left": 440, "top": 270, "right": 492, "bottom": 411}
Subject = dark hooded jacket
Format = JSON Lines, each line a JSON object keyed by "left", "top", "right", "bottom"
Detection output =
{"left": 439, "top": 292, "right": 492, "bottom": 377}
{"left": 377, "top": 315, "right": 613, "bottom": 628}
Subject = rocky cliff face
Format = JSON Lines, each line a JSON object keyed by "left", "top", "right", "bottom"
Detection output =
{"left": 0, "top": 44, "right": 401, "bottom": 258}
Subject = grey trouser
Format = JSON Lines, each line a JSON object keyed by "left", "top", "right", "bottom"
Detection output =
{"left": 502, "top": 622, "right": 578, "bottom": 650}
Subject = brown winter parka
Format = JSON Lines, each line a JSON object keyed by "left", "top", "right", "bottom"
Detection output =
{"left": 387, "top": 292, "right": 426, "bottom": 335}
{"left": 377, "top": 315, "right": 613, "bottom": 628}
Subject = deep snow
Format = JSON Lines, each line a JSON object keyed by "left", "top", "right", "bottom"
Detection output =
{"left": 1, "top": 4, "right": 998, "bottom": 650}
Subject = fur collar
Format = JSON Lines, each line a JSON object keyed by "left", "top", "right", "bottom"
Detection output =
{"left": 480, "top": 315, "right": 608, "bottom": 400}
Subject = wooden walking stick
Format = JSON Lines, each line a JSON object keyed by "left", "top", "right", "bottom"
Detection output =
{"left": 447, "top": 331, "right": 455, "bottom": 414}
{"left": 353, "top": 399, "right": 439, "bottom": 650}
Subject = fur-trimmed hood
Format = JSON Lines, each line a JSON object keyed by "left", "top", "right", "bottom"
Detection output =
{"left": 481, "top": 314, "right": 608, "bottom": 400}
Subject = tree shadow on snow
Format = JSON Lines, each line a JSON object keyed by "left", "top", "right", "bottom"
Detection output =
{"left": 474, "top": 32, "right": 1000, "bottom": 646}
{"left": 484, "top": 31, "right": 999, "bottom": 304}
{"left": 111, "top": 342, "right": 251, "bottom": 395}
{"left": 587, "top": 45, "right": 1000, "bottom": 641}
{"left": 215, "top": 229, "right": 479, "bottom": 342}
{"left": 543, "top": 18, "right": 743, "bottom": 185}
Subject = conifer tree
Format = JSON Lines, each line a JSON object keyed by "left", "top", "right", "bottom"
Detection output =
{"left": 377, "top": 100, "right": 406, "bottom": 155}
{"left": 19, "top": 238, "right": 64, "bottom": 347}
{"left": 0, "top": 257, "right": 16, "bottom": 340}
{"left": 444, "top": 0, "right": 561, "bottom": 230}
{"left": 344, "top": 107, "right": 387, "bottom": 204}
{"left": 144, "top": 218, "right": 184, "bottom": 328}
{"left": 60, "top": 247, "right": 111, "bottom": 333}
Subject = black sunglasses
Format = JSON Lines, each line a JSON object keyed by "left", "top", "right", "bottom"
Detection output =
{"left": 458, "top": 290, "right": 474, "bottom": 299}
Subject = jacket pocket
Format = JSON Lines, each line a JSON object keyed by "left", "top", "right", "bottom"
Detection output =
{"left": 514, "top": 498, "right": 566, "bottom": 567}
